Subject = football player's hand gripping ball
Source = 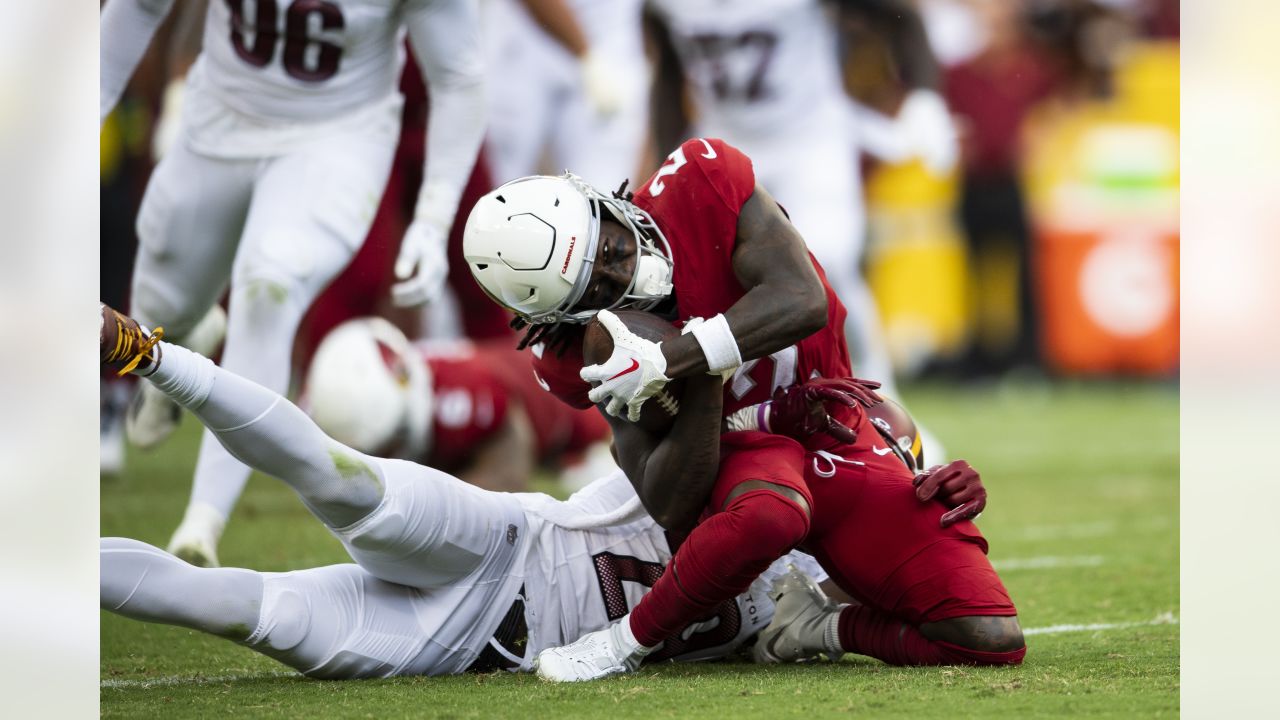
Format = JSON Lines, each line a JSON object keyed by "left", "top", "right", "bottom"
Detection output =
{"left": 580, "top": 310, "right": 671, "bottom": 421}
{"left": 392, "top": 218, "right": 450, "bottom": 307}
{"left": 914, "top": 459, "right": 987, "bottom": 527}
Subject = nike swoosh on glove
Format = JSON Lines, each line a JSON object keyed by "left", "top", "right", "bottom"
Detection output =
{"left": 580, "top": 309, "right": 670, "bottom": 421}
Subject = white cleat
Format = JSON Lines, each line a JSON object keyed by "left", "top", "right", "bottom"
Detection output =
{"left": 534, "top": 617, "right": 651, "bottom": 682}
{"left": 166, "top": 503, "right": 226, "bottom": 568}
{"left": 126, "top": 305, "right": 226, "bottom": 449}
{"left": 752, "top": 565, "right": 844, "bottom": 664}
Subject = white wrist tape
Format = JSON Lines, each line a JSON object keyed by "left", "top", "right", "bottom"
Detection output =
{"left": 725, "top": 403, "right": 761, "bottom": 432}
{"left": 723, "top": 402, "right": 772, "bottom": 433}
{"left": 688, "top": 314, "right": 742, "bottom": 375}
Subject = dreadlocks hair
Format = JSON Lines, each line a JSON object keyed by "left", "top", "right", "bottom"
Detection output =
{"left": 511, "top": 315, "right": 580, "bottom": 356}
{"left": 613, "top": 179, "right": 634, "bottom": 203}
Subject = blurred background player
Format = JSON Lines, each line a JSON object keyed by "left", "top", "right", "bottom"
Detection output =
{"left": 483, "top": 0, "right": 649, "bottom": 190}
{"left": 99, "top": 0, "right": 487, "bottom": 567}
{"left": 644, "top": 0, "right": 955, "bottom": 458}
{"left": 304, "top": 317, "right": 616, "bottom": 493}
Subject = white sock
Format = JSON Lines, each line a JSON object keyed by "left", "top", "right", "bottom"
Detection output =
{"left": 146, "top": 342, "right": 216, "bottom": 411}
{"left": 620, "top": 613, "right": 657, "bottom": 654}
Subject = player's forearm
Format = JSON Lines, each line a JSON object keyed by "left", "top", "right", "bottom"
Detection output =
{"left": 100, "top": 0, "right": 178, "bottom": 127}
{"left": 638, "top": 374, "right": 724, "bottom": 532}
{"left": 406, "top": 0, "right": 487, "bottom": 226}
{"left": 645, "top": 11, "right": 690, "bottom": 160}
{"left": 851, "top": 0, "right": 940, "bottom": 90}
{"left": 416, "top": 81, "right": 486, "bottom": 225}
{"left": 519, "top": 0, "right": 588, "bottom": 58}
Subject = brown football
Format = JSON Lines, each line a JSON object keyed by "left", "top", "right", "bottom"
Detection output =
{"left": 581, "top": 311, "right": 685, "bottom": 435}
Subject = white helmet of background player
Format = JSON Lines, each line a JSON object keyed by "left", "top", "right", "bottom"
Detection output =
{"left": 306, "top": 318, "right": 432, "bottom": 459}
{"left": 462, "top": 173, "right": 674, "bottom": 325}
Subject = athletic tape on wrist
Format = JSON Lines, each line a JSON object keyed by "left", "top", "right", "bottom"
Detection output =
{"left": 688, "top": 313, "right": 742, "bottom": 375}
{"left": 725, "top": 403, "right": 761, "bottom": 432}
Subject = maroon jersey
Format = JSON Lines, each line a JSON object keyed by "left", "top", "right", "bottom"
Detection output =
{"left": 533, "top": 138, "right": 853, "bottom": 440}
{"left": 418, "top": 339, "right": 609, "bottom": 473}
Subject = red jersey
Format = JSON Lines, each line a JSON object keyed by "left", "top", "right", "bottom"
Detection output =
{"left": 532, "top": 138, "right": 854, "bottom": 441}
{"left": 418, "top": 339, "right": 609, "bottom": 473}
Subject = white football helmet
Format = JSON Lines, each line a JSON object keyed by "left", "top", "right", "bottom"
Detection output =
{"left": 305, "top": 318, "right": 432, "bottom": 459}
{"left": 462, "top": 173, "right": 673, "bottom": 325}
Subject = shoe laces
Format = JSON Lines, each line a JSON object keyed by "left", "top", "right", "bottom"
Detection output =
{"left": 109, "top": 318, "right": 164, "bottom": 376}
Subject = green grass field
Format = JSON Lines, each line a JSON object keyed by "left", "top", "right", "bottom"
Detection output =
{"left": 101, "top": 379, "right": 1179, "bottom": 718}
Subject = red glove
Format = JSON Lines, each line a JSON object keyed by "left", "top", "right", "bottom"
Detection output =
{"left": 766, "top": 378, "right": 881, "bottom": 444}
{"left": 913, "top": 460, "right": 987, "bottom": 527}
{"left": 805, "top": 377, "right": 883, "bottom": 409}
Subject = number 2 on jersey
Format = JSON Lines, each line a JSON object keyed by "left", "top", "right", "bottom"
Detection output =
{"left": 649, "top": 139, "right": 717, "bottom": 197}
{"left": 226, "top": 0, "right": 344, "bottom": 82}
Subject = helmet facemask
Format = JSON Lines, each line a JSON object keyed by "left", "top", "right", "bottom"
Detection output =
{"left": 556, "top": 173, "right": 674, "bottom": 324}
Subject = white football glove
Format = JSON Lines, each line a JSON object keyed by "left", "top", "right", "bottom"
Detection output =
{"left": 580, "top": 309, "right": 671, "bottom": 421}
{"left": 581, "top": 49, "right": 624, "bottom": 118}
{"left": 392, "top": 218, "right": 450, "bottom": 307}
{"left": 898, "top": 90, "right": 959, "bottom": 176}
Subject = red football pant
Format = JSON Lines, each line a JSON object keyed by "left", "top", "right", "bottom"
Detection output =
{"left": 803, "top": 412, "right": 1022, "bottom": 665}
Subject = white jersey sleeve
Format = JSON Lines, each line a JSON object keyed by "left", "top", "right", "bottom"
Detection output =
{"left": 404, "top": 0, "right": 486, "bottom": 228}
{"left": 181, "top": 0, "right": 413, "bottom": 157}
{"left": 517, "top": 472, "right": 787, "bottom": 665}
{"left": 100, "top": 0, "right": 178, "bottom": 127}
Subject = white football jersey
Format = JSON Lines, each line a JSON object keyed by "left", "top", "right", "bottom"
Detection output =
{"left": 517, "top": 472, "right": 817, "bottom": 664}
{"left": 200, "top": 0, "right": 409, "bottom": 122}
{"left": 647, "top": 0, "right": 848, "bottom": 137}
{"left": 183, "top": 0, "right": 436, "bottom": 156}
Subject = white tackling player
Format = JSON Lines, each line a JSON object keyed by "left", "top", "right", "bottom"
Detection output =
{"left": 644, "top": 0, "right": 954, "bottom": 429}
{"left": 483, "top": 0, "right": 649, "bottom": 189}
{"left": 99, "top": 0, "right": 487, "bottom": 567}
{"left": 100, "top": 305, "right": 819, "bottom": 677}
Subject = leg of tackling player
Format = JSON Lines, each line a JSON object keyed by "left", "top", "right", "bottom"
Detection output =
{"left": 101, "top": 303, "right": 525, "bottom": 590}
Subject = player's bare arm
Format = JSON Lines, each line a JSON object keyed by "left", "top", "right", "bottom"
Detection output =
{"left": 838, "top": 0, "right": 941, "bottom": 90}
{"left": 660, "top": 184, "right": 830, "bottom": 378}
{"left": 643, "top": 7, "right": 689, "bottom": 161}
{"left": 607, "top": 370, "right": 725, "bottom": 533}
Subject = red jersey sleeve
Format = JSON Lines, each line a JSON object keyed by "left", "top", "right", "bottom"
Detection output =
{"left": 681, "top": 137, "right": 756, "bottom": 214}
{"left": 528, "top": 331, "right": 594, "bottom": 411}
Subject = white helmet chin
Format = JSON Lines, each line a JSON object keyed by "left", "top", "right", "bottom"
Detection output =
{"left": 305, "top": 318, "right": 432, "bottom": 458}
{"left": 463, "top": 172, "right": 673, "bottom": 325}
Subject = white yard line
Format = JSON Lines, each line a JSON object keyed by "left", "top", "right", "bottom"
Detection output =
{"left": 991, "top": 554, "right": 1105, "bottom": 570}
{"left": 1006, "top": 515, "right": 1174, "bottom": 542}
{"left": 1024, "top": 612, "right": 1179, "bottom": 636}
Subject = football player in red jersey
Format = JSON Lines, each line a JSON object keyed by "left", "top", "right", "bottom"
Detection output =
{"left": 303, "top": 317, "right": 614, "bottom": 493}
{"left": 461, "top": 138, "right": 1024, "bottom": 681}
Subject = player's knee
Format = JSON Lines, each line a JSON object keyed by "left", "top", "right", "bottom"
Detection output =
{"left": 723, "top": 486, "right": 811, "bottom": 553}
{"left": 228, "top": 274, "right": 307, "bottom": 337}
{"left": 924, "top": 615, "right": 1026, "bottom": 659}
